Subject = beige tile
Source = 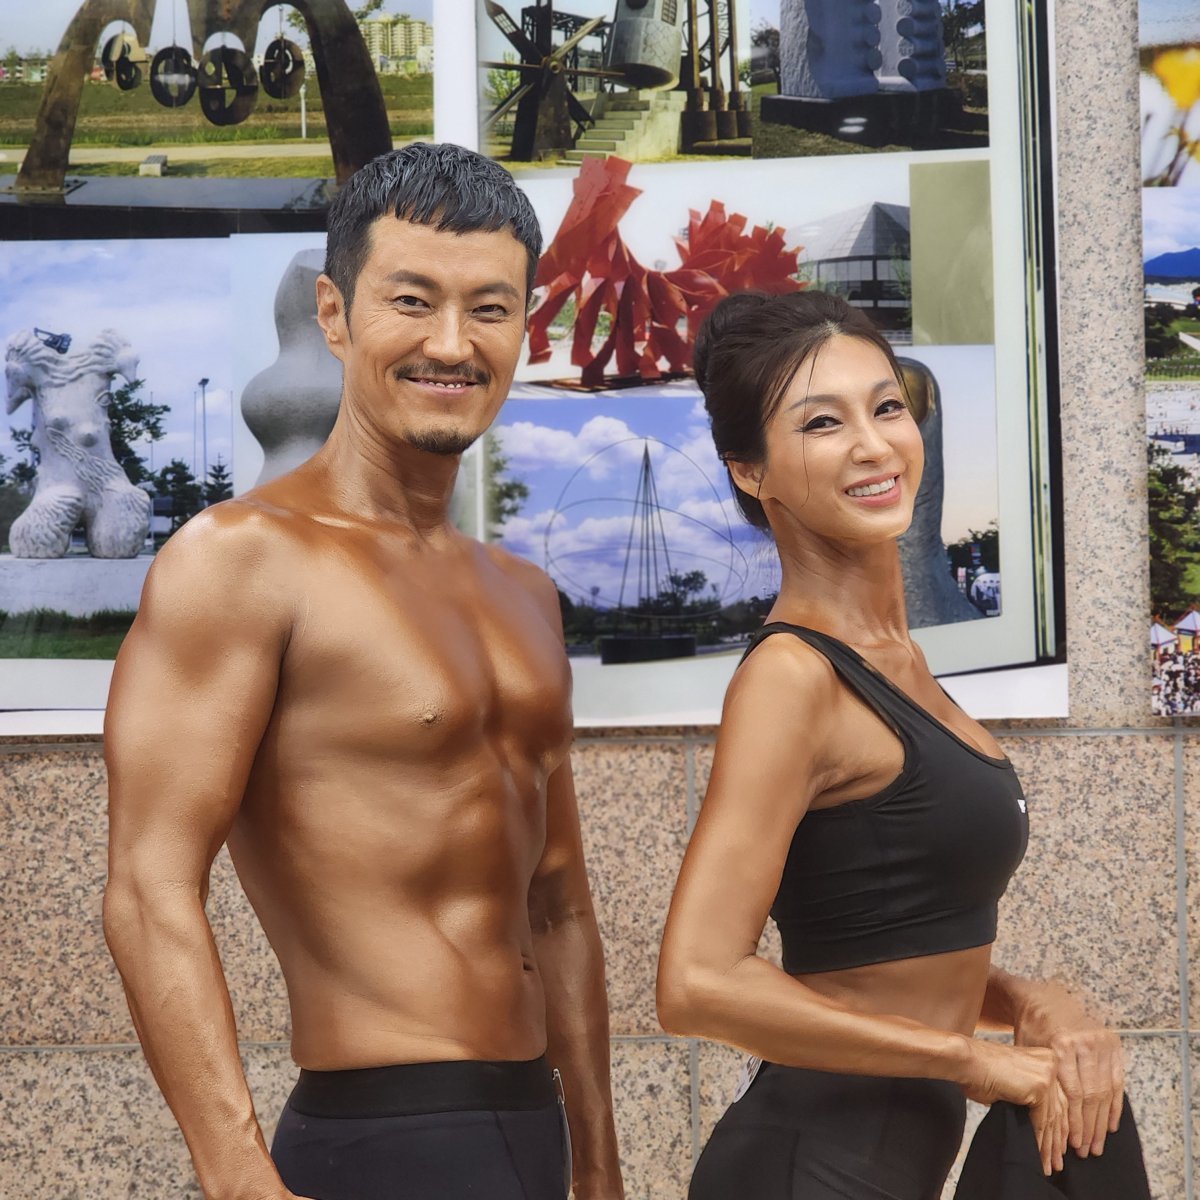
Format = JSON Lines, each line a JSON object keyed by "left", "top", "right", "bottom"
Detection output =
{"left": 0, "top": 1044, "right": 294, "bottom": 1199}
{"left": 0, "top": 750, "right": 130, "bottom": 1045}
{"left": 0, "top": 748, "right": 290, "bottom": 1045}
{"left": 573, "top": 743, "right": 689, "bottom": 1037}
{"left": 1054, "top": 0, "right": 1149, "bottom": 730}
{"left": 610, "top": 1038, "right": 693, "bottom": 1199}
{"left": 1176, "top": 741, "right": 1200, "bottom": 1015}
{"left": 1122, "top": 1035, "right": 1184, "bottom": 1200}
{"left": 992, "top": 736, "right": 1179, "bottom": 1028}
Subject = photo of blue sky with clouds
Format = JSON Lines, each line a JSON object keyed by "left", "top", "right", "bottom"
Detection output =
{"left": 494, "top": 390, "right": 775, "bottom": 613}
{"left": 0, "top": 239, "right": 232, "bottom": 486}
{"left": 496, "top": 341, "right": 998, "bottom": 613}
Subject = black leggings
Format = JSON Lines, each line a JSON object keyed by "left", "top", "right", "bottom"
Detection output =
{"left": 271, "top": 1057, "right": 569, "bottom": 1200}
{"left": 690, "top": 1062, "right": 965, "bottom": 1200}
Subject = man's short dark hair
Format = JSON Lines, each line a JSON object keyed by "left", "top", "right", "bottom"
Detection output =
{"left": 324, "top": 142, "right": 543, "bottom": 317}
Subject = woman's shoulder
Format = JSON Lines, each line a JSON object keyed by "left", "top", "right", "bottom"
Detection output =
{"left": 724, "top": 630, "right": 844, "bottom": 722}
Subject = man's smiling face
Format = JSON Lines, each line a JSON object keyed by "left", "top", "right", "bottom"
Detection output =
{"left": 317, "top": 215, "right": 530, "bottom": 457}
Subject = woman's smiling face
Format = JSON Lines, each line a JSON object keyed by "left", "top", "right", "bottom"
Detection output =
{"left": 730, "top": 333, "right": 925, "bottom": 546}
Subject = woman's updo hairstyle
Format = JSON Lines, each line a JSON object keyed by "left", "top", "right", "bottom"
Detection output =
{"left": 694, "top": 290, "right": 905, "bottom": 530}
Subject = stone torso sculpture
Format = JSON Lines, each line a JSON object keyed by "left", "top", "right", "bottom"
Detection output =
{"left": 5, "top": 329, "right": 151, "bottom": 558}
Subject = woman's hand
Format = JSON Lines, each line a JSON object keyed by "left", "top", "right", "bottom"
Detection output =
{"left": 960, "top": 1039, "right": 1069, "bottom": 1176}
{"left": 1012, "top": 982, "right": 1125, "bottom": 1159}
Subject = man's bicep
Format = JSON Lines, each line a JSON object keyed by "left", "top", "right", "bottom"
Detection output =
{"left": 105, "top": 531, "right": 288, "bottom": 886}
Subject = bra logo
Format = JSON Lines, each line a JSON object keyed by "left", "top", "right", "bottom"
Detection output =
{"left": 1017, "top": 794, "right": 1027, "bottom": 813}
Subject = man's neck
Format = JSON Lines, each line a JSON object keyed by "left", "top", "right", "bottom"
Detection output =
{"left": 305, "top": 410, "right": 463, "bottom": 539}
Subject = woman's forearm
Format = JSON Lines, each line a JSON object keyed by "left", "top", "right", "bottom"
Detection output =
{"left": 658, "top": 954, "right": 976, "bottom": 1085}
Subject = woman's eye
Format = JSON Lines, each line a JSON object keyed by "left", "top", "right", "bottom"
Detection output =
{"left": 877, "top": 398, "right": 906, "bottom": 415}
{"left": 801, "top": 415, "right": 838, "bottom": 432}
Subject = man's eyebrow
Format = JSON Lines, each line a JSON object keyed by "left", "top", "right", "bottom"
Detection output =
{"left": 470, "top": 281, "right": 522, "bottom": 301}
{"left": 382, "top": 270, "right": 437, "bottom": 289}
{"left": 787, "top": 378, "right": 898, "bottom": 411}
{"left": 379, "top": 272, "right": 521, "bottom": 302}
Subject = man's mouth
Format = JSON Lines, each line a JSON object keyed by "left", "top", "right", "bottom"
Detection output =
{"left": 404, "top": 376, "right": 475, "bottom": 391}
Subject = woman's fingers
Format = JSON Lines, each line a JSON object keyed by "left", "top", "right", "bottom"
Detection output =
{"left": 1055, "top": 1046, "right": 1085, "bottom": 1152}
{"left": 1104, "top": 1053, "right": 1126, "bottom": 1143}
{"left": 1054, "top": 1031, "right": 1126, "bottom": 1158}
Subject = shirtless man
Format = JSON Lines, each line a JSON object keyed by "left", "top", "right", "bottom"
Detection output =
{"left": 103, "top": 143, "right": 624, "bottom": 1200}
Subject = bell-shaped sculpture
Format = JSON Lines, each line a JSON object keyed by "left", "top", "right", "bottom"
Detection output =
{"left": 606, "top": 0, "right": 684, "bottom": 89}
{"left": 896, "top": 357, "right": 983, "bottom": 628}
{"left": 241, "top": 250, "right": 344, "bottom": 486}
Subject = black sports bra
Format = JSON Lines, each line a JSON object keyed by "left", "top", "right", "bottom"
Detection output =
{"left": 743, "top": 623, "right": 1029, "bottom": 974}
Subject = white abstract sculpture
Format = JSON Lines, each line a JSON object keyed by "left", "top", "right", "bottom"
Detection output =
{"left": 5, "top": 329, "right": 151, "bottom": 559}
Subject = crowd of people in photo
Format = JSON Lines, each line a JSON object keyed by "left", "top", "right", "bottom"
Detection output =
{"left": 1153, "top": 643, "right": 1200, "bottom": 714}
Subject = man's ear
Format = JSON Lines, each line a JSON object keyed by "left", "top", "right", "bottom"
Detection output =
{"left": 315, "top": 274, "right": 349, "bottom": 361}
{"left": 726, "top": 456, "right": 766, "bottom": 501}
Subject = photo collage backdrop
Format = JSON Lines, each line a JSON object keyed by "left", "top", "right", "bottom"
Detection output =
{"left": 0, "top": 0, "right": 1060, "bottom": 724}
{"left": 1142, "top": 0, "right": 1200, "bottom": 715}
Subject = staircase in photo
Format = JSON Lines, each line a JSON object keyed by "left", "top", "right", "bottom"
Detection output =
{"left": 560, "top": 90, "right": 688, "bottom": 165}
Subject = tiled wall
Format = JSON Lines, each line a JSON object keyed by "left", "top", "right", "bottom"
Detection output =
{"left": 0, "top": 0, "right": 1180, "bottom": 1196}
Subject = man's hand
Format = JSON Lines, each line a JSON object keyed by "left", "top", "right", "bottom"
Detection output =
{"left": 1011, "top": 981, "right": 1125, "bottom": 1159}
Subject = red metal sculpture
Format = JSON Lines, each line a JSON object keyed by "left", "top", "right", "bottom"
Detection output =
{"left": 529, "top": 156, "right": 804, "bottom": 389}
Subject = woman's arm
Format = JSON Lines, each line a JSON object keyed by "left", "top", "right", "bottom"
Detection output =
{"left": 657, "top": 637, "right": 1069, "bottom": 1175}
{"left": 982, "top": 967, "right": 1125, "bottom": 1158}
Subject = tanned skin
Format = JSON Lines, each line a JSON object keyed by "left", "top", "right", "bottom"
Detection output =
{"left": 657, "top": 335, "right": 1125, "bottom": 1179}
{"left": 103, "top": 217, "right": 624, "bottom": 1200}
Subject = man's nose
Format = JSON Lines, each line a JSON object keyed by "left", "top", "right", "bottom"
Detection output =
{"left": 421, "top": 311, "right": 472, "bottom": 364}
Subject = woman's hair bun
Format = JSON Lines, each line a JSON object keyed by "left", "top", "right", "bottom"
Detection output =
{"left": 693, "top": 291, "right": 770, "bottom": 392}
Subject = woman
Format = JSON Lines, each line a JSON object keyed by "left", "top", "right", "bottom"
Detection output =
{"left": 656, "top": 291, "right": 1124, "bottom": 1199}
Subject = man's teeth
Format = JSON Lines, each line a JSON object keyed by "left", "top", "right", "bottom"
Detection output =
{"left": 847, "top": 477, "right": 897, "bottom": 498}
{"left": 413, "top": 378, "right": 469, "bottom": 388}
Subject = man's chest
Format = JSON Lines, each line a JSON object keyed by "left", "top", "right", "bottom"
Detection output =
{"left": 274, "top": 553, "right": 572, "bottom": 760}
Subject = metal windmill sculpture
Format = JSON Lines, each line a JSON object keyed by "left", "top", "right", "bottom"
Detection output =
{"left": 480, "top": 0, "right": 614, "bottom": 161}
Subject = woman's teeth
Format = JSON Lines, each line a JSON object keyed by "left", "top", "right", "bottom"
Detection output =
{"left": 847, "top": 477, "right": 897, "bottom": 498}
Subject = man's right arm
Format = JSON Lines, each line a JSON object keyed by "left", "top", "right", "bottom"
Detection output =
{"left": 103, "top": 506, "right": 301, "bottom": 1200}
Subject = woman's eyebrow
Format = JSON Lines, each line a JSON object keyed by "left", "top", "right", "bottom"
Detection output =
{"left": 787, "top": 379, "right": 898, "bottom": 411}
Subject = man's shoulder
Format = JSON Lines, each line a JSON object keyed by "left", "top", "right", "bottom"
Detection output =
{"left": 478, "top": 540, "right": 557, "bottom": 603}
{"left": 145, "top": 497, "right": 306, "bottom": 603}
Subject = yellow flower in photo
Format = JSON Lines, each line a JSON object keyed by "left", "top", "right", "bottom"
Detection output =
{"left": 1153, "top": 47, "right": 1200, "bottom": 111}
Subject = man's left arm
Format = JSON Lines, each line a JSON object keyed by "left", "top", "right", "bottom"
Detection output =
{"left": 981, "top": 966, "right": 1125, "bottom": 1159}
{"left": 529, "top": 755, "right": 624, "bottom": 1198}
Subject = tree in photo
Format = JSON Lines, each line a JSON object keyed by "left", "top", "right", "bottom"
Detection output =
{"left": 1145, "top": 303, "right": 1183, "bottom": 360}
{"left": 153, "top": 459, "right": 205, "bottom": 535}
{"left": 107, "top": 378, "right": 170, "bottom": 485}
{"left": 485, "top": 433, "right": 529, "bottom": 539}
{"left": 0, "top": 451, "right": 30, "bottom": 552}
{"left": 204, "top": 455, "right": 234, "bottom": 504}
{"left": 1148, "top": 440, "right": 1200, "bottom": 617}
{"left": 484, "top": 52, "right": 523, "bottom": 110}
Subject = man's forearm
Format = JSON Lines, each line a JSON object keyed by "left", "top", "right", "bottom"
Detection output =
{"left": 534, "top": 907, "right": 624, "bottom": 1199}
{"left": 104, "top": 883, "right": 288, "bottom": 1200}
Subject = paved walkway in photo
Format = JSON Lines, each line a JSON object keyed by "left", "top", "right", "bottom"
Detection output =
{"left": 0, "top": 141, "right": 334, "bottom": 165}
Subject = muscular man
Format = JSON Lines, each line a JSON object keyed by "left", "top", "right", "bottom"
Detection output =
{"left": 103, "top": 143, "right": 624, "bottom": 1200}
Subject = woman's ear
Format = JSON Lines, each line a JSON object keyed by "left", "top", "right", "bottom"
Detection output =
{"left": 726, "top": 457, "right": 765, "bottom": 500}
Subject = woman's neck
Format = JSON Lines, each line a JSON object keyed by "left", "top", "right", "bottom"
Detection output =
{"left": 769, "top": 533, "right": 911, "bottom": 650}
